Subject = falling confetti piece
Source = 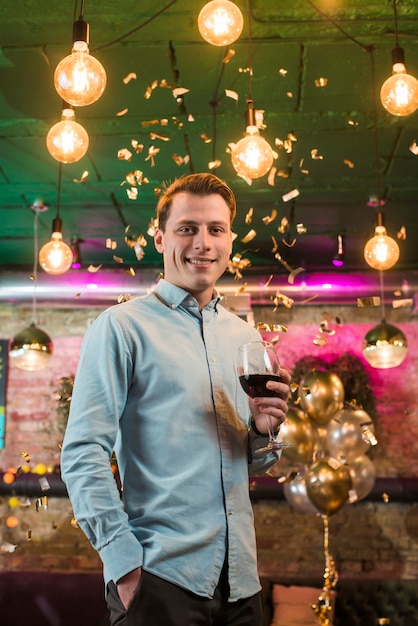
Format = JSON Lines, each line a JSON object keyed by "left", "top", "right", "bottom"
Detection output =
{"left": 278, "top": 68, "right": 288, "bottom": 77}
{"left": 19, "top": 451, "right": 31, "bottom": 463}
{"left": 200, "top": 133, "right": 212, "bottom": 143}
{"left": 116, "top": 108, "right": 129, "bottom": 117}
{"left": 314, "top": 77, "right": 328, "bottom": 87}
{"left": 123, "top": 72, "right": 137, "bottom": 84}
{"left": 150, "top": 132, "right": 171, "bottom": 142}
{"left": 241, "top": 229, "right": 257, "bottom": 244}
{"left": 343, "top": 159, "right": 355, "bottom": 168}
{"left": 145, "top": 145, "right": 160, "bottom": 166}
{"left": 117, "top": 148, "right": 133, "bottom": 161}
{"left": 1, "top": 542, "right": 17, "bottom": 553}
{"left": 382, "top": 493, "right": 389, "bottom": 503}
{"left": 299, "top": 158, "right": 309, "bottom": 174}
{"left": 392, "top": 298, "right": 413, "bottom": 308}
{"left": 131, "top": 140, "right": 144, "bottom": 153}
{"left": 288, "top": 267, "right": 305, "bottom": 284}
{"left": 348, "top": 119, "right": 359, "bottom": 126}
{"left": 87, "top": 264, "right": 102, "bottom": 273}
{"left": 311, "top": 148, "right": 324, "bottom": 160}
{"left": 38, "top": 476, "right": 50, "bottom": 491}
{"left": 73, "top": 170, "right": 89, "bottom": 183}
{"left": 208, "top": 159, "right": 221, "bottom": 169}
{"left": 106, "top": 239, "right": 117, "bottom": 250}
{"left": 172, "top": 87, "right": 190, "bottom": 98}
{"left": 225, "top": 89, "right": 239, "bottom": 101}
{"left": 223, "top": 49, "right": 235, "bottom": 63}
{"left": 409, "top": 141, "right": 418, "bottom": 155}
{"left": 286, "top": 92, "right": 293, "bottom": 98}
{"left": 277, "top": 470, "right": 298, "bottom": 483}
{"left": 245, "top": 208, "right": 254, "bottom": 224}
{"left": 71, "top": 517, "right": 79, "bottom": 528}
{"left": 357, "top": 296, "right": 381, "bottom": 307}
{"left": 397, "top": 225, "right": 406, "bottom": 240}
{"left": 282, "top": 188, "right": 299, "bottom": 203}
{"left": 113, "top": 255, "right": 124, "bottom": 264}
{"left": 267, "top": 167, "right": 277, "bottom": 186}
{"left": 262, "top": 209, "right": 277, "bottom": 225}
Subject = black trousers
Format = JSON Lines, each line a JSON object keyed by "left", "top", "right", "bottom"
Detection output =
{"left": 106, "top": 568, "right": 263, "bottom": 626}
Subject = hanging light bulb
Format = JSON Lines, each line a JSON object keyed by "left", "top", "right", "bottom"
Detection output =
{"left": 363, "top": 320, "right": 407, "bottom": 368}
{"left": 380, "top": 46, "right": 418, "bottom": 116}
{"left": 9, "top": 323, "right": 53, "bottom": 371}
{"left": 231, "top": 100, "right": 274, "bottom": 179}
{"left": 39, "top": 217, "right": 73, "bottom": 275}
{"left": 46, "top": 105, "right": 89, "bottom": 164}
{"left": 9, "top": 207, "right": 53, "bottom": 371}
{"left": 364, "top": 211, "right": 400, "bottom": 271}
{"left": 198, "top": 0, "right": 244, "bottom": 46}
{"left": 54, "top": 16, "right": 106, "bottom": 107}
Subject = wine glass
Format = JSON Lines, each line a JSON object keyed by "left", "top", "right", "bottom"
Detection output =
{"left": 238, "top": 340, "right": 291, "bottom": 454}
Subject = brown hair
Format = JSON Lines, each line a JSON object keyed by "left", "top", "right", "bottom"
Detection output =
{"left": 156, "top": 173, "right": 237, "bottom": 232}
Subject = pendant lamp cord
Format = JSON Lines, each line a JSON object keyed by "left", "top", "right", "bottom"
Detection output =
{"left": 31, "top": 209, "right": 40, "bottom": 326}
{"left": 247, "top": 0, "right": 253, "bottom": 101}
{"left": 56, "top": 162, "right": 63, "bottom": 221}
{"left": 393, "top": 0, "right": 399, "bottom": 48}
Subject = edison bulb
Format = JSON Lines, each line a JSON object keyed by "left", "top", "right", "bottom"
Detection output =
{"left": 198, "top": 0, "right": 244, "bottom": 46}
{"left": 9, "top": 324, "right": 53, "bottom": 371}
{"left": 364, "top": 225, "right": 400, "bottom": 271}
{"left": 46, "top": 108, "right": 89, "bottom": 163}
{"left": 231, "top": 127, "right": 274, "bottom": 179}
{"left": 39, "top": 232, "right": 73, "bottom": 275}
{"left": 54, "top": 41, "right": 107, "bottom": 107}
{"left": 363, "top": 321, "right": 407, "bottom": 369}
{"left": 380, "top": 66, "right": 418, "bottom": 116}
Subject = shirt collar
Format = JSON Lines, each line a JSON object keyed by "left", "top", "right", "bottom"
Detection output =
{"left": 153, "top": 278, "right": 220, "bottom": 312}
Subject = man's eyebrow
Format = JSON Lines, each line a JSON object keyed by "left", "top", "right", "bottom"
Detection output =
{"left": 176, "top": 219, "right": 229, "bottom": 226}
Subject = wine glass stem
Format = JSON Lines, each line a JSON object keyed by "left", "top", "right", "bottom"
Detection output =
{"left": 266, "top": 414, "right": 276, "bottom": 442}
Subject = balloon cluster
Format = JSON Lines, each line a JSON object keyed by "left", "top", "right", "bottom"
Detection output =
{"left": 281, "top": 369, "right": 378, "bottom": 516}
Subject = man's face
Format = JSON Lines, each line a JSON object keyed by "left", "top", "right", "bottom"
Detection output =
{"left": 154, "top": 192, "right": 233, "bottom": 308}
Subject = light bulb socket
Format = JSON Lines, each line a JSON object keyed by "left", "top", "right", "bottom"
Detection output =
{"left": 73, "top": 17, "right": 89, "bottom": 45}
{"left": 245, "top": 100, "right": 256, "bottom": 128}
{"left": 376, "top": 211, "right": 384, "bottom": 228}
{"left": 392, "top": 46, "right": 405, "bottom": 67}
{"left": 52, "top": 216, "right": 63, "bottom": 234}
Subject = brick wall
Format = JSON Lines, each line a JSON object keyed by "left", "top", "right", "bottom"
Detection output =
{"left": 1, "top": 301, "right": 417, "bottom": 579}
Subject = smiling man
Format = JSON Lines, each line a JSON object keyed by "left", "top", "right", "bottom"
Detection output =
{"left": 61, "top": 173, "right": 290, "bottom": 626}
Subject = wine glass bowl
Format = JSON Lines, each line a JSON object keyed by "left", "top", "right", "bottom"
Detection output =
{"left": 238, "top": 340, "right": 291, "bottom": 453}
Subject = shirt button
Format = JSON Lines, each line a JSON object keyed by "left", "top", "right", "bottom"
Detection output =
{"left": 225, "top": 470, "right": 229, "bottom": 477}
{"left": 171, "top": 303, "right": 176, "bottom": 309}
{"left": 188, "top": 299, "right": 194, "bottom": 306}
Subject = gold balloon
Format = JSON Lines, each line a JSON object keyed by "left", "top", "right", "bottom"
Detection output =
{"left": 280, "top": 407, "right": 316, "bottom": 465}
{"left": 283, "top": 471, "right": 319, "bottom": 514}
{"left": 306, "top": 457, "right": 352, "bottom": 515}
{"left": 298, "top": 369, "right": 344, "bottom": 426}
{"left": 349, "top": 454, "right": 376, "bottom": 501}
{"left": 326, "top": 408, "right": 375, "bottom": 462}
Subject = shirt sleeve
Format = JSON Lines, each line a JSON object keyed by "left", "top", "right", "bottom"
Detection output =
{"left": 60, "top": 310, "right": 143, "bottom": 584}
{"left": 247, "top": 420, "right": 281, "bottom": 475}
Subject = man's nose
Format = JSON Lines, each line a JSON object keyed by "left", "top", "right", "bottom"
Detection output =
{"left": 194, "top": 228, "right": 211, "bottom": 249}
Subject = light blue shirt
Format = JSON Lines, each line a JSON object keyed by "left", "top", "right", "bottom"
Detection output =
{"left": 61, "top": 279, "right": 279, "bottom": 602}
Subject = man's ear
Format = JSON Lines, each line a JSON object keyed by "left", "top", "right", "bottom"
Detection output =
{"left": 154, "top": 228, "right": 164, "bottom": 253}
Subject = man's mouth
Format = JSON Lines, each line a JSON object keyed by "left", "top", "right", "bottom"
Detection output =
{"left": 188, "top": 258, "right": 214, "bottom": 265}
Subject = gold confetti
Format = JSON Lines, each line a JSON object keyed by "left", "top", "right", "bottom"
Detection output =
{"left": 241, "top": 229, "right": 257, "bottom": 244}
{"left": 257, "top": 322, "right": 287, "bottom": 333}
{"left": 288, "top": 267, "right": 305, "bottom": 284}
{"left": 113, "top": 255, "right": 124, "bottom": 264}
{"left": 87, "top": 264, "right": 102, "bottom": 273}
{"left": 311, "top": 148, "right": 324, "bottom": 160}
{"left": 278, "top": 68, "right": 288, "bottom": 77}
{"left": 286, "top": 91, "right": 293, "bottom": 98}
{"left": 19, "top": 451, "right": 31, "bottom": 463}
{"left": 223, "top": 49, "right": 235, "bottom": 63}
{"left": 187, "top": 114, "right": 195, "bottom": 122}
{"left": 38, "top": 476, "right": 50, "bottom": 491}
{"left": 172, "top": 154, "right": 185, "bottom": 166}
{"left": 262, "top": 209, "right": 277, "bottom": 225}
{"left": 409, "top": 141, "right": 418, "bottom": 155}
{"left": 126, "top": 267, "right": 136, "bottom": 276}
{"left": 348, "top": 119, "right": 359, "bottom": 126}
{"left": 73, "top": 170, "right": 89, "bottom": 183}
{"left": 35, "top": 496, "right": 48, "bottom": 511}
{"left": 277, "top": 470, "right": 298, "bottom": 483}
{"left": 123, "top": 72, "right": 137, "bottom": 84}
{"left": 106, "top": 239, "right": 117, "bottom": 250}
{"left": 117, "top": 148, "right": 132, "bottom": 161}
{"left": 172, "top": 86, "right": 190, "bottom": 99}
{"left": 150, "top": 132, "right": 170, "bottom": 142}
{"left": 392, "top": 298, "right": 413, "bottom": 308}
{"left": 200, "top": 133, "right": 212, "bottom": 143}
{"left": 267, "top": 166, "right": 277, "bottom": 186}
{"left": 282, "top": 188, "right": 299, "bottom": 202}
{"left": 357, "top": 296, "right": 381, "bottom": 307}
{"left": 145, "top": 145, "right": 160, "bottom": 166}
{"left": 208, "top": 159, "right": 221, "bottom": 169}
{"left": 277, "top": 217, "right": 289, "bottom": 234}
{"left": 272, "top": 292, "right": 294, "bottom": 309}
{"left": 70, "top": 517, "right": 79, "bottom": 528}
{"left": 116, "top": 108, "right": 129, "bottom": 117}
{"left": 315, "top": 77, "right": 328, "bottom": 87}
{"left": 26, "top": 530, "right": 32, "bottom": 541}
{"left": 141, "top": 119, "right": 159, "bottom": 128}
{"left": 262, "top": 275, "right": 273, "bottom": 290}
{"left": 282, "top": 237, "right": 296, "bottom": 247}
{"left": 225, "top": 88, "right": 239, "bottom": 101}
{"left": 296, "top": 223, "right": 307, "bottom": 234}
{"left": 275, "top": 252, "right": 293, "bottom": 274}
{"left": 343, "top": 159, "right": 355, "bottom": 168}
{"left": 382, "top": 493, "right": 389, "bottom": 503}
{"left": 131, "top": 140, "right": 144, "bottom": 153}
{"left": 145, "top": 79, "right": 159, "bottom": 99}
{"left": 159, "top": 79, "right": 172, "bottom": 89}
{"left": 126, "top": 188, "right": 138, "bottom": 200}
{"left": 299, "top": 158, "right": 309, "bottom": 174}
{"left": 397, "top": 225, "right": 406, "bottom": 240}
{"left": 118, "top": 294, "right": 132, "bottom": 303}
{"left": 245, "top": 208, "right": 254, "bottom": 224}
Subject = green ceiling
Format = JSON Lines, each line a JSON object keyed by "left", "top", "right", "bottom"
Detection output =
{"left": 1, "top": 0, "right": 418, "bottom": 298}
